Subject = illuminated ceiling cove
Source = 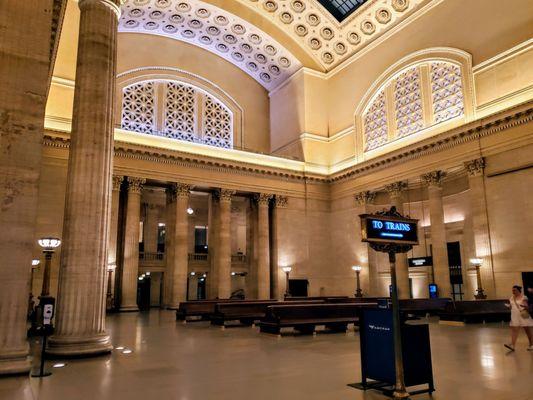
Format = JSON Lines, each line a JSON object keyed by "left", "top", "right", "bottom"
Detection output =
{"left": 119, "top": 0, "right": 302, "bottom": 90}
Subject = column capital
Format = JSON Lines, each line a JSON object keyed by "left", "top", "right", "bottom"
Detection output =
{"left": 112, "top": 175, "right": 123, "bottom": 191}
{"left": 79, "top": 0, "right": 123, "bottom": 19}
{"left": 385, "top": 181, "right": 408, "bottom": 198}
{"left": 274, "top": 195, "right": 288, "bottom": 208}
{"left": 421, "top": 170, "right": 446, "bottom": 188}
{"left": 216, "top": 189, "right": 236, "bottom": 203}
{"left": 127, "top": 177, "right": 145, "bottom": 194}
{"left": 171, "top": 182, "right": 192, "bottom": 199}
{"left": 354, "top": 191, "right": 376, "bottom": 206}
{"left": 464, "top": 157, "right": 485, "bottom": 177}
{"left": 254, "top": 193, "right": 273, "bottom": 207}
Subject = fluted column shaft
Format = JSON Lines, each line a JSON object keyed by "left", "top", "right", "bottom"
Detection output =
{"left": 256, "top": 194, "right": 272, "bottom": 299}
{"left": 386, "top": 182, "right": 411, "bottom": 299}
{"left": 169, "top": 184, "right": 191, "bottom": 308}
{"left": 216, "top": 190, "right": 234, "bottom": 299}
{"left": 465, "top": 158, "right": 495, "bottom": 297}
{"left": 48, "top": 0, "right": 121, "bottom": 356}
{"left": 0, "top": 0, "right": 53, "bottom": 374}
{"left": 163, "top": 188, "right": 176, "bottom": 306}
{"left": 119, "top": 178, "right": 144, "bottom": 311}
{"left": 271, "top": 196, "right": 288, "bottom": 300}
{"left": 423, "top": 172, "right": 452, "bottom": 298}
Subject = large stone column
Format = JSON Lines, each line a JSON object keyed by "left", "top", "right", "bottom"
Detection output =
{"left": 354, "top": 191, "right": 378, "bottom": 296}
{"left": 47, "top": 0, "right": 122, "bottom": 357}
{"left": 0, "top": 0, "right": 54, "bottom": 374}
{"left": 206, "top": 193, "right": 217, "bottom": 299}
{"left": 465, "top": 158, "right": 496, "bottom": 297}
{"left": 107, "top": 175, "right": 123, "bottom": 306}
{"left": 385, "top": 182, "right": 411, "bottom": 299}
{"left": 163, "top": 186, "right": 176, "bottom": 307}
{"left": 255, "top": 194, "right": 272, "bottom": 299}
{"left": 169, "top": 183, "right": 191, "bottom": 308}
{"left": 119, "top": 177, "right": 145, "bottom": 311}
{"left": 422, "top": 171, "right": 452, "bottom": 298}
{"left": 270, "top": 196, "right": 288, "bottom": 300}
{"left": 216, "top": 189, "right": 234, "bottom": 299}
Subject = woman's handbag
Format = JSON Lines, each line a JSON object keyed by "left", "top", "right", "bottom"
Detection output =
{"left": 514, "top": 298, "right": 531, "bottom": 319}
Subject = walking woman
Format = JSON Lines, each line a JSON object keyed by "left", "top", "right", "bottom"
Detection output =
{"left": 504, "top": 285, "right": 533, "bottom": 351}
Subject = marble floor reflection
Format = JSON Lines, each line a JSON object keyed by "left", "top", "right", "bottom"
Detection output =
{"left": 1, "top": 310, "right": 532, "bottom": 400}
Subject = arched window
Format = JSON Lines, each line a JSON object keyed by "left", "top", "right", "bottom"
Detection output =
{"left": 120, "top": 79, "right": 234, "bottom": 149}
{"left": 358, "top": 51, "right": 472, "bottom": 154}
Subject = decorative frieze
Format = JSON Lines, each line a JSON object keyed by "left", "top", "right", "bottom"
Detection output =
{"left": 421, "top": 170, "right": 446, "bottom": 187}
{"left": 127, "top": 176, "right": 146, "bottom": 194}
{"left": 385, "top": 181, "right": 408, "bottom": 198}
{"left": 274, "top": 195, "right": 288, "bottom": 208}
{"left": 354, "top": 190, "right": 376, "bottom": 206}
{"left": 112, "top": 175, "right": 124, "bottom": 191}
{"left": 464, "top": 157, "right": 485, "bottom": 177}
{"left": 255, "top": 193, "right": 273, "bottom": 207}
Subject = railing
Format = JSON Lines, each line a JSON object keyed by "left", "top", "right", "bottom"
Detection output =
{"left": 231, "top": 254, "right": 247, "bottom": 264}
{"left": 188, "top": 253, "right": 208, "bottom": 262}
{"left": 139, "top": 252, "right": 165, "bottom": 261}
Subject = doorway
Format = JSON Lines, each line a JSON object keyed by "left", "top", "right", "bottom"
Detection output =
{"left": 137, "top": 276, "right": 151, "bottom": 311}
{"left": 522, "top": 272, "right": 533, "bottom": 295}
{"left": 447, "top": 242, "right": 464, "bottom": 301}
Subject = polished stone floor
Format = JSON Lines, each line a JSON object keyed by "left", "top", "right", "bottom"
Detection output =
{"left": 1, "top": 310, "right": 533, "bottom": 400}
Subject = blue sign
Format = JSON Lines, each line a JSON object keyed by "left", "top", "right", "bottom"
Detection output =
{"left": 428, "top": 284, "right": 438, "bottom": 299}
{"left": 360, "top": 214, "right": 418, "bottom": 245}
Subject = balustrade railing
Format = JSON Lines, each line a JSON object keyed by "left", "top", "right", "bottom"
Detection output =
{"left": 139, "top": 252, "right": 165, "bottom": 261}
{"left": 231, "top": 254, "right": 247, "bottom": 263}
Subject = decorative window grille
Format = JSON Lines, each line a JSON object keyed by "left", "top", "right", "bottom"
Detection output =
{"left": 364, "top": 91, "right": 388, "bottom": 151}
{"left": 163, "top": 82, "right": 196, "bottom": 142}
{"left": 121, "top": 81, "right": 155, "bottom": 134}
{"left": 361, "top": 60, "right": 465, "bottom": 153}
{"left": 203, "top": 97, "right": 233, "bottom": 149}
{"left": 430, "top": 62, "right": 464, "bottom": 124}
{"left": 394, "top": 67, "right": 424, "bottom": 138}
{"left": 121, "top": 79, "right": 233, "bottom": 149}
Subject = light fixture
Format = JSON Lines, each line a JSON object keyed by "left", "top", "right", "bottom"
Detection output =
{"left": 115, "top": 346, "right": 125, "bottom": 350}
{"left": 352, "top": 265, "right": 362, "bottom": 272}
{"left": 32, "top": 259, "right": 40, "bottom": 267}
{"left": 282, "top": 266, "right": 292, "bottom": 273}
{"left": 52, "top": 363, "right": 66, "bottom": 368}
{"left": 138, "top": 277, "right": 143, "bottom": 281}
{"left": 199, "top": 278, "right": 205, "bottom": 282}
{"left": 202, "top": 273, "right": 207, "bottom": 278}
{"left": 470, "top": 258, "right": 483, "bottom": 266}
{"left": 107, "top": 262, "right": 116, "bottom": 272}
{"left": 352, "top": 265, "right": 363, "bottom": 297}
{"left": 122, "top": 349, "right": 132, "bottom": 354}
{"left": 37, "top": 237, "right": 61, "bottom": 251}
{"left": 158, "top": 222, "right": 165, "bottom": 227}
{"left": 187, "top": 207, "right": 194, "bottom": 215}
{"left": 145, "top": 271, "right": 150, "bottom": 276}
{"left": 231, "top": 272, "right": 236, "bottom": 276}
{"left": 190, "top": 272, "right": 196, "bottom": 276}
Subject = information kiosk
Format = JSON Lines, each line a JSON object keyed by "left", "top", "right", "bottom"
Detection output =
{"left": 350, "top": 207, "right": 435, "bottom": 399}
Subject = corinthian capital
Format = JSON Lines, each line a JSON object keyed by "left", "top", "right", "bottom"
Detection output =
{"left": 112, "top": 175, "right": 123, "bottom": 191}
{"left": 255, "top": 193, "right": 273, "bottom": 207}
{"left": 274, "top": 195, "right": 288, "bottom": 208}
{"left": 173, "top": 183, "right": 192, "bottom": 199}
{"left": 354, "top": 191, "right": 376, "bottom": 206}
{"left": 216, "top": 189, "right": 236, "bottom": 203}
{"left": 464, "top": 158, "right": 485, "bottom": 177}
{"left": 385, "top": 181, "right": 408, "bottom": 199}
{"left": 127, "top": 177, "right": 145, "bottom": 194}
{"left": 421, "top": 171, "right": 446, "bottom": 188}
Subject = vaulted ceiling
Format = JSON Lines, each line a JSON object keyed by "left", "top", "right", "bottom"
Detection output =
{"left": 119, "top": 0, "right": 430, "bottom": 90}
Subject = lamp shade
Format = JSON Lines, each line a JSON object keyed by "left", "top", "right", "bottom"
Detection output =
{"left": 352, "top": 265, "right": 362, "bottom": 272}
{"left": 282, "top": 266, "right": 292, "bottom": 273}
{"left": 38, "top": 237, "right": 61, "bottom": 250}
{"left": 470, "top": 258, "right": 483, "bottom": 266}
{"left": 32, "top": 259, "right": 40, "bottom": 266}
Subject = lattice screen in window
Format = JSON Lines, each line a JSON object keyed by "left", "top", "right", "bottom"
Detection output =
{"left": 121, "top": 81, "right": 156, "bottom": 134}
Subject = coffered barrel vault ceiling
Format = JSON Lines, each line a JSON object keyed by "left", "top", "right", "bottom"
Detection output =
{"left": 119, "top": 0, "right": 302, "bottom": 90}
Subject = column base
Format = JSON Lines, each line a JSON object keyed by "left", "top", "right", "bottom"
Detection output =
{"left": 118, "top": 305, "right": 139, "bottom": 312}
{"left": 46, "top": 333, "right": 112, "bottom": 357}
{"left": 0, "top": 355, "right": 31, "bottom": 376}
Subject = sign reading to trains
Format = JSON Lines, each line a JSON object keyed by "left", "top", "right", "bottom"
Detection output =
{"left": 360, "top": 213, "right": 418, "bottom": 245}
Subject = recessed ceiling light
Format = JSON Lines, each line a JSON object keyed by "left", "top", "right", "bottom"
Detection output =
{"left": 122, "top": 349, "right": 132, "bottom": 354}
{"left": 115, "top": 346, "right": 124, "bottom": 350}
{"left": 52, "top": 363, "right": 66, "bottom": 368}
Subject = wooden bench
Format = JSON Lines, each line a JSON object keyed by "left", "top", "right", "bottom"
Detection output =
{"left": 258, "top": 302, "right": 377, "bottom": 335}
{"left": 284, "top": 296, "right": 349, "bottom": 301}
{"left": 210, "top": 300, "right": 325, "bottom": 327}
{"left": 438, "top": 300, "right": 511, "bottom": 323}
{"left": 399, "top": 298, "right": 452, "bottom": 317}
{"left": 176, "top": 299, "right": 268, "bottom": 321}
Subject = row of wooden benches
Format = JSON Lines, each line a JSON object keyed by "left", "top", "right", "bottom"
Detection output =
{"left": 175, "top": 297, "right": 511, "bottom": 334}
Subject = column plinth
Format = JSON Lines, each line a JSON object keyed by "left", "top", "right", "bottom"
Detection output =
{"left": 47, "top": 0, "right": 122, "bottom": 356}
{"left": 119, "top": 177, "right": 145, "bottom": 311}
{"left": 169, "top": 183, "right": 192, "bottom": 308}
{"left": 256, "top": 194, "right": 272, "bottom": 299}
